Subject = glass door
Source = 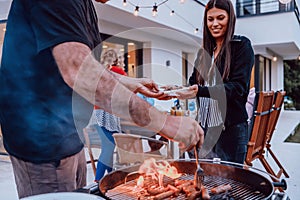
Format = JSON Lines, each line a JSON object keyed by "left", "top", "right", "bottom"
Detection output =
{"left": 100, "top": 33, "right": 143, "bottom": 78}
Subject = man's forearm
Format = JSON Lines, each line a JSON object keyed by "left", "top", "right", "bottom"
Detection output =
{"left": 53, "top": 42, "right": 167, "bottom": 133}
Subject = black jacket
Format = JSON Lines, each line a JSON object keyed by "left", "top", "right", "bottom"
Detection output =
{"left": 189, "top": 35, "right": 254, "bottom": 127}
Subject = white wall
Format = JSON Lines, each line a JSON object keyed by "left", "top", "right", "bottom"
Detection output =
{"left": 147, "top": 32, "right": 199, "bottom": 111}
{"left": 271, "top": 59, "right": 284, "bottom": 91}
{"left": 236, "top": 12, "right": 300, "bottom": 52}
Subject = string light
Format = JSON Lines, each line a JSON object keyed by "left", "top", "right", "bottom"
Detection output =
{"left": 123, "top": 0, "right": 199, "bottom": 34}
{"left": 134, "top": 6, "right": 139, "bottom": 16}
{"left": 272, "top": 55, "right": 278, "bottom": 62}
{"left": 297, "top": 55, "right": 300, "bottom": 61}
{"left": 152, "top": 3, "right": 158, "bottom": 17}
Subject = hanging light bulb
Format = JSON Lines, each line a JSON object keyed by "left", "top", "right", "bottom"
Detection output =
{"left": 152, "top": 4, "right": 158, "bottom": 17}
{"left": 278, "top": 0, "right": 292, "bottom": 4}
{"left": 180, "top": 0, "right": 185, "bottom": 3}
{"left": 134, "top": 6, "right": 139, "bottom": 16}
{"left": 297, "top": 54, "right": 300, "bottom": 61}
{"left": 170, "top": 10, "right": 175, "bottom": 16}
{"left": 272, "top": 55, "right": 278, "bottom": 62}
{"left": 123, "top": 0, "right": 127, "bottom": 6}
{"left": 194, "top": 28, "right": 199, "bottom": 34}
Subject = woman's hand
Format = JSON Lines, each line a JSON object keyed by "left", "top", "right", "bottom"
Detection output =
{"left": 175, "top": 84, "right": 198, "bottom": 99}
{"left": 157, "top": 84, "right": 187, "bottom": 100}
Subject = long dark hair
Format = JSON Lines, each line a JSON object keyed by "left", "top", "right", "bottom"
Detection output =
{"left": 196, "top": 0, "right": 236, "bottom": 85}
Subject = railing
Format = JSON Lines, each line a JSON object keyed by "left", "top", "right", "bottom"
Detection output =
{"left": 237, "top": 0, "right": 300, "bottom": 25}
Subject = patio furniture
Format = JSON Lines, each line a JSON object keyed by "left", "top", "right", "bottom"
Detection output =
{"left": 245, "top": 90, "right": 289, "bottom": 186}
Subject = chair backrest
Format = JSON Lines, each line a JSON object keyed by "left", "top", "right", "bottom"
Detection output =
{"left": 113, "top": 133, "right": 169, "bottom": 165}
{"left": 83, "top": 126, "right": 101, "bottom": 149}
{"left": 246, "top": 90, "right": 275, "bottom": 164}
{"left": 267, "top": 90, "right": 286, "bottom": 144}
{"left": 83, "top": 126, "right": 102, "bottom": 176}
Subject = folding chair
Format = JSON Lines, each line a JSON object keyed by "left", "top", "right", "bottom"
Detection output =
{"left": 83, "top": 126, "right": 102, "bottom": 177}
{"left": 245, "top": 90, "right": 289, "bottom": 189}
{"left": 113, "top": 133, "right": 171, "bottom": 167}
{"left": 245, "top": 91, "right": 274, "bottom": 167}
{"left": 264, "top": 90, "right": 289, "bottom": 178}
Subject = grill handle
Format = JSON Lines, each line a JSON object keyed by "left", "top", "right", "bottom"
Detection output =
{"left": 272, "top": 179, "right": 287, "bottom": 190}
{"left": 74, "top": 182, "right": 101, "bottom": 195}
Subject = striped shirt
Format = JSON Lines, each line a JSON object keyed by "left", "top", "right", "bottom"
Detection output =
{"left": 197, "top": 97, "right": 223, "bottom": 127}
{"left": 197, "top": 52, "right": 223, "bottom": 127}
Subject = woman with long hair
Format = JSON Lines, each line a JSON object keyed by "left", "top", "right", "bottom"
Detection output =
{"left": 176, "top": 0, "right": 254, "bottom": 163}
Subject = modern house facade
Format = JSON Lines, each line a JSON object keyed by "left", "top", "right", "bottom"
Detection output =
{"left": 1, "top": 0, "right": 300, "bottom": 111}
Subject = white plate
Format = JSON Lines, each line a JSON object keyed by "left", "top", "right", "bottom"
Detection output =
{"left": 162, "top": 87, "right": 190, "bottom": 96}
{"left": 20, "top": 192, "right": 105, "bottom": 200}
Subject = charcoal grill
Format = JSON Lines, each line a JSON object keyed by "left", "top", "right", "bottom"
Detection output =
{"left": 96, "top": 159, "right": 287, "bottom": 200}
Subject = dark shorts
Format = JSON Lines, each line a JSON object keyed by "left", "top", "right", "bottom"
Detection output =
{"left": 10, "top": 149, "right": 86, "bottom": 199}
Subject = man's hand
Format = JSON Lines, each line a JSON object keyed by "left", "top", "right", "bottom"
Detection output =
{"left": 118, "top": 76, "right": 164, "bottom": 98}
{"left": 160, "top": 115, "right": 204, "bottom": 152}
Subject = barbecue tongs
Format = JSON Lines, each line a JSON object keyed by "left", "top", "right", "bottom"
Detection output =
{"left": 194, "top": 145, "right": 204, "bottom": 190}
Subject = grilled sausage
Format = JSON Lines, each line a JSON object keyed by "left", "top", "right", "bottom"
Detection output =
{"left": 201, "top": 186, "right": 211, "bottom": 200}
{"left": 182, "top": 185, "right": 196, "bottom": 194}
{"left": 153, "top": 190, "right": 174, "bottom": 200}
{"left": 147, "top": 186, "right": 167, "bottom": 195}
{"left": 167, "top": 184, "right": 180, "bottom": 196}
{"left": 187, "top": 190, "right": 201, "bottom": 200}
{"left": 175, "top": 179, "right": 194, "bottom": 192}
{"left": 211, "top": 184, "right": 232, "bottom": 194}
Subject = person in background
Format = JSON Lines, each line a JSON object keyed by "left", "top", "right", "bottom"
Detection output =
{"left": 246, "top": 87, "right": 256, "bottom": 124}
{"left": 0, "top": 0, "right": 204, "bottom": 198}
{"left": 175, "top": 0, "right": 254, "bottom": 164}
{"left": 92, "top": 50, "right": 127, "bottom": 182}
{"left": 110, "top": 59, "right": 127, "bottom": 76}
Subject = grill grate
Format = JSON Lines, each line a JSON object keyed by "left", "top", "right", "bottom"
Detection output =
{"left": 105, "top": 174, "right": 268, "bottom": 200}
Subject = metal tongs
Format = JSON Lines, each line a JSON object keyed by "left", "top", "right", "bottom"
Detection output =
{"left": 194, "top": 145, "right": 204, "bottom": 190}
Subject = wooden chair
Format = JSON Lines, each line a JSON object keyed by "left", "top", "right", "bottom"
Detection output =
{"left": 245, "top": 90, "right": 289, "bottom": 185}
{"left": 264, "top": 90, "right": 289, "bottom": 178}
{"left": 245, "top": 91, "right": 274, "bottom": 168}
{"left": 83, "top": 126, "right": 101, "bottom": 177}
{"left": 113, "top": 133, "right": 171, "bottom": 167}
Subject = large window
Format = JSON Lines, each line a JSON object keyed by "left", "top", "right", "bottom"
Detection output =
{"left": 255, "top": 55, "right": 272, "bottom": 91}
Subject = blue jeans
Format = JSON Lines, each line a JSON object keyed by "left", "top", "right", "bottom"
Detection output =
{"left": 94, "top": 125, "right": 116, "bottom": 181}
{"left": 215, "top": 122, "right": 249, "bottom": 164}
